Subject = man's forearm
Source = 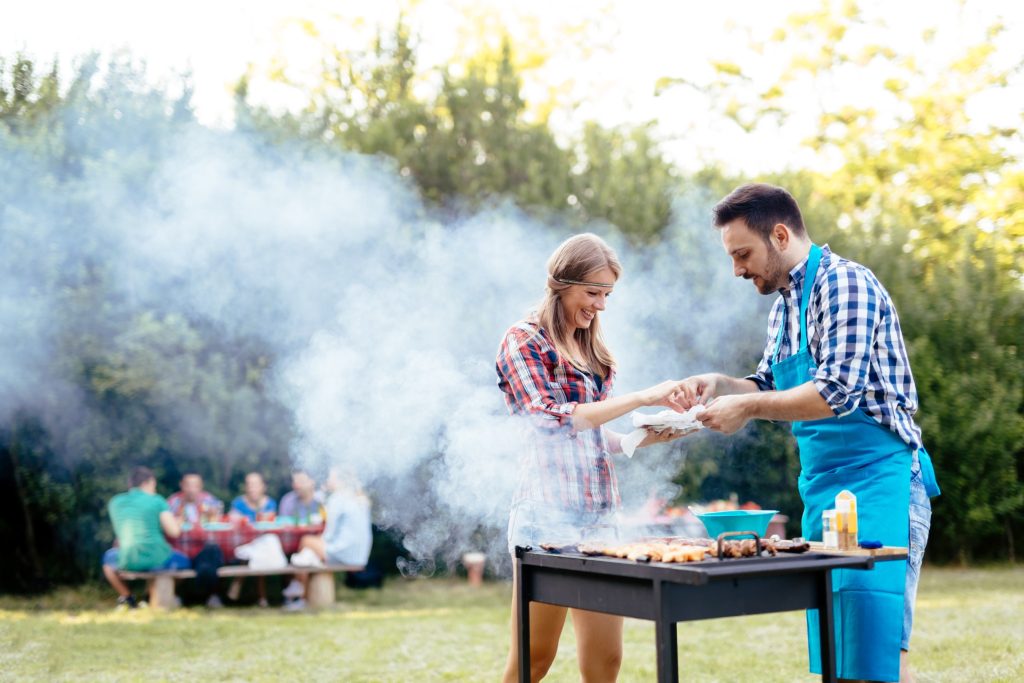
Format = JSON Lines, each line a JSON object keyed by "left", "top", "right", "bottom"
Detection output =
{"left": 716, "top": 375, "right": 762, "bottom": 396}
{"left": 742, "top": 381, "right": 835, "bottom": 422}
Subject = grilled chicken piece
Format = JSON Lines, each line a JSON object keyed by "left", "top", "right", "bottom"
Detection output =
{"left": 576, "top": 542, "right": 607, "bottom": 556}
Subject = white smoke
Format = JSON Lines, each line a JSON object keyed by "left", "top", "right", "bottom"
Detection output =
{"left": 0, "top": 106, "right": 769, "bottom": 572}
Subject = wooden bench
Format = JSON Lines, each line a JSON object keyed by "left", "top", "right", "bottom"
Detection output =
{"left": 117, "top": 564, "right": 363, "bottom": 610}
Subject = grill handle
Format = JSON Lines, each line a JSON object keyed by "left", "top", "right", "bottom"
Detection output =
{"left": 716, "top": 530, "right": 761, "bottom": 561}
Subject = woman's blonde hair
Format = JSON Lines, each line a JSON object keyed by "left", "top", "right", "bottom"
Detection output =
{"left": 535, "top": 233, "right": 621, "bottom": 379}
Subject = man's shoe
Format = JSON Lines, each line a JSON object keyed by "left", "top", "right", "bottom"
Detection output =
{"left": 257, "top": 597, "right": 269, "bottom": 608}
{"left": 116, "top": 594, "right": 138, "bottom": 609}
{"left": 205, "top": 594, "right": 224, "bottom": 609}
{"left": 282, "top": 597, "right": 307, "bottom": 611}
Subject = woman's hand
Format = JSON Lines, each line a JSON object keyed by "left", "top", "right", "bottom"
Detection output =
{"left": 637, "top": 427, "right": 692, "bottom": 449}
{"left": 636, "top": 380, "right": 687, "bottom": 411}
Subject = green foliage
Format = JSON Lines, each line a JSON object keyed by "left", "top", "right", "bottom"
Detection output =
{"left": 0, "top": 55, "right": 293, "bottom": 591}
{"left": 571, "top": 122, "right": 677, "bottom": 245}
{"left": 236, "top": 19, "right": 677, "bottom": 243}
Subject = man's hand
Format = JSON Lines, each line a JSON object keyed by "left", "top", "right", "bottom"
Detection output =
{"left": 678, "top": 373, "right": 721, "bottom": 409}
{"left": 159, "top": 510, "right": 182, "bottom": 539}
{"left": 697, "top": 394, "right": 753, "bottom": 434}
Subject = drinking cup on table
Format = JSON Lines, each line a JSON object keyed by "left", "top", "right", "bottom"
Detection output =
{"left": 209, "top": 500, "right": 225, "bottom": 523}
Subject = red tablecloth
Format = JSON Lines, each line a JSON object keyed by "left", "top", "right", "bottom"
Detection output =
{"left": 171, "top": 522, "right": 325, "bottom": 562}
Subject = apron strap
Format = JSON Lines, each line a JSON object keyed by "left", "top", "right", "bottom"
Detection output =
{"left": 772, "top": 244, "right": 823, "bottom": 363}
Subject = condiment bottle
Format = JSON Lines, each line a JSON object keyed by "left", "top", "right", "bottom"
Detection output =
{"left": 835, "top": 490, "right": 858, "bottom": 550}
{"left": 822, "top": 509, "right": 839, "bottom": 549}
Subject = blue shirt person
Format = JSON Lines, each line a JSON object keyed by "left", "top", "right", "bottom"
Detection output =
{"left": 229, "top": 472, "right": 278, "bottom": 522}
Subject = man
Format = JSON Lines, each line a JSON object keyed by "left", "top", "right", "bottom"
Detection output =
{"left": 102, "top": 466, "right": 189, "bottom": 608}
{"left": 679, "top": 184, "right": 940, "bottom": 683}
{"left": 284, "top": 468, "right": 372, "bottom": 609}
{"left": 167, "top": 472, "right": 223, "bottom": 524}
{"left": 229, "top": 471, "right": 277, "bottom": 522}
{"left": 278, "top": 469, "right": 325, "bottom": 525}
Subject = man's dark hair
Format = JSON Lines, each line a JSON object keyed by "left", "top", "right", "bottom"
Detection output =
{"left": 712, "top": 183, "right": 806, "bottom": 241}
{"left": 130, "top": 466, "right": 156, "bottom": 488}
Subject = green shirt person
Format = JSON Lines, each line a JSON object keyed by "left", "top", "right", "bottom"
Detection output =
{"left": 101, "top": 466, "right": 189, "bottom": 608}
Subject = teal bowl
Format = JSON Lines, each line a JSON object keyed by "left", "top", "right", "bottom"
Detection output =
{"left": 694, "top": 509, "right": 778, "bottom": 540}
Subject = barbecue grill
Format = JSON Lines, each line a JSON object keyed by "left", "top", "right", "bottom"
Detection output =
{"left": 514, "top": 542, "right": 906, "bottom": 683}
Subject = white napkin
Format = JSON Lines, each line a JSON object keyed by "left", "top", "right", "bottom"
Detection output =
{"left": 234, "top": 534, "right": 289, "bottom": 570}
{"left": 620, "top": 405, "right": 707, "bottom": 458}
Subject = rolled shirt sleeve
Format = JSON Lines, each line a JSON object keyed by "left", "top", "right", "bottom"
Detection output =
{"left": 497, "top": 328, "right": 578, "bottom": 429}
{"left": 812, "top": 264, "right": 881, "bottom": 416}
{"left": 745, "top": 298, "right": 781, "bottom": 391}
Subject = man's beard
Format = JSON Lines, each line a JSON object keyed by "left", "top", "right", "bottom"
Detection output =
{"left": 753, "top": 244, "right": 787, "bottom": 295}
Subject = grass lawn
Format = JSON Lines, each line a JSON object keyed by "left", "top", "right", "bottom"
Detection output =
{"left": 1, "top": 565, "right": 1021, "bottom": 682}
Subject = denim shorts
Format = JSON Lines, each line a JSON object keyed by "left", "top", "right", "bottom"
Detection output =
{"left": 102, "top": 547, "right": 191, "bottom": 571}
{"left": 507, "top": 500, "right": 619, "bottom": 554}
{"left": 902, "top": 458, "right": 931, "bottom": 650}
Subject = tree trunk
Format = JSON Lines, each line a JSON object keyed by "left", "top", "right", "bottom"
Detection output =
{"left": 9, "top": 437, "right": 45, "bottom": 581}
{"left": 1007, "top": 518, "right": 1016, "bottom": 564}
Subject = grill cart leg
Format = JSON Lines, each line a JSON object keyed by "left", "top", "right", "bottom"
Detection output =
{"left": 515, "top": 549, "right": 531, "bottom": 683}
{"left": 655, "top": 619, "right": 679, "bottom": 683}
{"left": 818, "top": 570, "right": 837, "bottom": 683}
{"left": 653, "top": 579, "right": 679, "bottom": 683}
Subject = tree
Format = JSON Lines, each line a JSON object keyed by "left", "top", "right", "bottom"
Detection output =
{"left": 659, "top": 0, "right": 1024, "bottom": 561}
{"left": 236, "top": 18, "right": 680, "bottom": 243}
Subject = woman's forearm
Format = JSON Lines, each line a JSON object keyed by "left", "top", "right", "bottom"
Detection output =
{"left": 571, "top": 392, "right": 646, "bottom": 431}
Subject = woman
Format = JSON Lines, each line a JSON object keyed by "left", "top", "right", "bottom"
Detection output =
{"left": 497, "top": 233, "right": 687, "bottom": 682}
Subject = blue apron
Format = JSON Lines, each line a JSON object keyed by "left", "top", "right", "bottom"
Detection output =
{"left": 770, "top": 245, "right": 939, "bottom": 682}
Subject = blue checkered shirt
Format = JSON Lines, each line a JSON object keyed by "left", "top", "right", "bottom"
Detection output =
{"left": 746, "top": 245, "right": 924, "bottom": 451}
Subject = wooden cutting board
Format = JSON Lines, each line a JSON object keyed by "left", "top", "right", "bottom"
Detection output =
{"left": 808, "top": 541, "right": 908, "bottom": 557}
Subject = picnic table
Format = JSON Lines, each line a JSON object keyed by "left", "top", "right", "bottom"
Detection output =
{"left": 119, "top": 519, "right": 363, "bottom": 610}
{"left": 171, "top": 519, "right": 325, "bottom": 562}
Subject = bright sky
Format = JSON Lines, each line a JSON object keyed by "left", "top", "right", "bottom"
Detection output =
{"left": 4, "top": 0, "right": 1022, "bottom": 174}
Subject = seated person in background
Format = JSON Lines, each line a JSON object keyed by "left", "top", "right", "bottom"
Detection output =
{"left": 278, "top": 469, "right": 325, "bottom": 525}
{"left": 227, "top": 471, "right": 276, "bottom": 606}
{"left": 167, "top": 472, "right": 223, "bottom": 524}
{"left": 229, "top": 472, "right": 277, "bottom": 522}
{"left": 284, "top": 468, "right": 372, "bottom": 608}
{"left": 102, "top": 466, "right": 189, "bottom": 608}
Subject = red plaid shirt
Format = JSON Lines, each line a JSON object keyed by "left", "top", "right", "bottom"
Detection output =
{"left": 496, "top": 320, "right": 619, "bottom": 513}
